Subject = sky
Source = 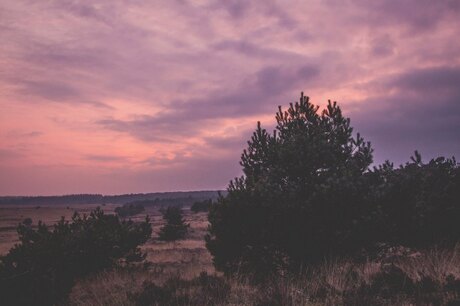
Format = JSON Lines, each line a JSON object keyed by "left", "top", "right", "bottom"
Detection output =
{"left": 1, "top": 0, "right": 459, "bottom": 195}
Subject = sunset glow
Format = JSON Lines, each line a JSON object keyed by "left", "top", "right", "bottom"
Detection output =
{"left": 1, "top": 0, "right": 459, "bottom": 195}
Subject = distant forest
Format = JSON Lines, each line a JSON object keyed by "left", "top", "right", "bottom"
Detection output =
{"left": 0, "top": 190, "right": 224, "bottom": 206}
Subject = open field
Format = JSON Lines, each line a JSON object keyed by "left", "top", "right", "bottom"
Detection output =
{"left": 68, "top": 245, "right": 460, "bottom": 305}
{"left": 2, "top": 204, "right": 460, "bottom": 305}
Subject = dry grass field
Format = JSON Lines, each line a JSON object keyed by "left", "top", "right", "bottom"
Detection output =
{"left": 68, "top": 246, "right": 460, "bottom": 305}
{"left": 0, "top": 204, "right": 214, "bottom": 277}
{"left": 2, "top": 204, "right": 460, "bottom": 305}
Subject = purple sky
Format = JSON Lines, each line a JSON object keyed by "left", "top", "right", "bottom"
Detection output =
{"left": 1, "top": 0, "right": 459, "bottom": 195}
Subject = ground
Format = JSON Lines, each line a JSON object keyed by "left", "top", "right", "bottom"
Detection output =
{"left": 2, "top": 204, "right": 460, "bottom": 305}
{"left": 0, "top": 203, "right": 214, "bottom": 277}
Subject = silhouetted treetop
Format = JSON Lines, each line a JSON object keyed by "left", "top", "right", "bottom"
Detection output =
{"left": 235, "top": 92, "right": 372, "bottom": 202}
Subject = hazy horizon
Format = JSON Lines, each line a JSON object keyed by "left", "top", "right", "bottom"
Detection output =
{"left": 1, "top": 0, "right": 459, "bottom": 195}
{"left": 0, "top": 189, "right": 226, "bottom": 198}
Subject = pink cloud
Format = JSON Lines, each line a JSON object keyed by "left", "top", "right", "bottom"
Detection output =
{"left": 0, "top": 0, "right": 459, "bottom": 195}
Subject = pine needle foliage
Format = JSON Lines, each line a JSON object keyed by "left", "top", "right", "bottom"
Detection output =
{"left": 206, "top": 93, "right": 373, "bottom": 279}
{"left": 0, "top": 207, "right": 152, "bottom": 306}
{"left": 158, "top": 206, "right": 189, "bottom": 241}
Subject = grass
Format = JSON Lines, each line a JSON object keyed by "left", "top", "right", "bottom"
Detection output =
{"left": 2, "top": 205, "right": 460, "bottom": 305}
{"left": 68, "top": 246, "right": 460, "bottom": 305}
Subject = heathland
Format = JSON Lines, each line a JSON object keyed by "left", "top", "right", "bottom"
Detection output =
{"left": 1, "top": 198, "right": 459, "bottom": 305}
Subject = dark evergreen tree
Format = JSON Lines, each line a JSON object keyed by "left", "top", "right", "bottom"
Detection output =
{"left": 206, "top": 92, "right": 460, "bottom": 281}
{"left": 191, "top": 199, "right": 213, "bottom": 213}
{"left": 115, "top": 202, "right": 145, "bottom": 218}
{"left": 367, "top": 153, "right": 460, "bottom": 248}
{"left": 158, "top": 207, "right": 189, "bottom": 241}
{"left": 206, "top": 92, "right": 373, "bottom": 279}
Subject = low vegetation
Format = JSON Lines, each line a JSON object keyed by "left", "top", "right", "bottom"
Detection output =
{"left": 0, "top": 208, "right": 152, "bottom": 306}
{"left": 68, "top": 246, "right": 460, "bottom": 305}
{"left": 115, "top": 202, "right": 146, "bottom": 218}
{"left": 131, "top": 272, "right": 231, "bottom": 306}
{"left": 158, "top": 207, "right": 189, "bottom": 241}
{"left": 191, "top": 199, "right": 213, "bottom": 213}
{"left": 207, "top": 93, "right": 460, "bottom": 281}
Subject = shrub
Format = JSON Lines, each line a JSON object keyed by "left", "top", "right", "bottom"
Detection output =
{"left": 158, "top": 206, "right": 189, "bottom": 241}
{"left": 368, "top": 154, "right": 460, "bottom": 248}
{"left": 130, "top": 272, "right": 230, "bottom": 306}
{"left": 115, "top": 202, "right": 145, "bottom": 218}
{"left": 206, "top": 93, "right": 373, "bottom": 278}
{"left": 0, "top": 207, "right": 152, "bottom": 306}
{"left": 206, "top": 92, "right": 460, "bottom": 280}
{"left": 191, "top": 199, "right": 213, "bottom": 213}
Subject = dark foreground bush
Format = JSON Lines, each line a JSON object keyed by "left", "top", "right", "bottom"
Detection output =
{"left": 65, "top": 246, "right": 460, "bottom": 305}
{"left": 343, "top": 262, "right": 460, "bottom": 306}
{"left": 130, "top": 272, "right": 230, "bottom": 306}
{"left": 368, "top": 155, "right": 460, "bottom": 248}
{"left": 128, "top": 257, "right": 460, "bottom": 306}
{"left": 206, "top": 92, "right": 460, "bottom": 281}
{"left": 0, "top": 207, "right": 152, "bottom": 306}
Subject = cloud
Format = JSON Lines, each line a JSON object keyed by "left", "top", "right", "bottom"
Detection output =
{"left": 0, "top": 149, "right": 25, "bottom": 159}
{"left": 1, "top": 0, "right": 459, "bottom": 194}
{"left": 208, "top": 0, "right": 296, "bottom": 29}
{"left": 369, "top": 34, "right": 395, "bottom": 57}
{"left": 214, "top": 0, "right": 251, "bottom": 19}
{"left": 132, "top": 153, "right": 242, "bottom": 191}
{"left": 350, "top": 65, "right": 460, "bottom": 165}
{"left": 97, "top": 115, "right": 196, "bottom": 142}
{"left": 14, "top": 80, "right": 111, "bottom": 108}
{"left": 85, "top": 154, "right": 127, "bottom": 162}
{"left": 212, "top": 40, "right": 300, "bottom": 59}
{"left": 5, "top": 130, "right": 43, "bottom": 138}
{"left": 389, "top": 66, "right": 460, "bottom": 93}
{"left": 98, "top": 64, "right": 320, "bottom": 142}
{"left": 328, "top": 0, "right": 460, "bottom": 32}
{"left": 203, "top": 132, "right": 250, "bottom": 152}
{"left": 53, "top": 1, "right": 112, "bottom": 24}
{"left": 18, "top": 80, "right": 78, "bottom": 100}
{"left": 256, "top": 65, "right": 319, "bottom": 96}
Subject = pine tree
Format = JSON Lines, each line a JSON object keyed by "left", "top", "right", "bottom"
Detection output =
{"left": 0, "top": 208, "right": 152, "bottom": 305}
{"left": 158, "top": 206, "right": 189, "bottom": 241}
{"left": 206, "top": 92, "right": 374, "bottom": 279}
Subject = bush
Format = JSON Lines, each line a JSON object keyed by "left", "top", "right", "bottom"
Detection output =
{"left": 368, "top": 154, "right": 460, "bottom": 248}
{"left": 0, "top": 207, "right": 152, "bottom": 306}
{"left": 130, "top": 272, "right": 230, "bottom": 306}
{"left": 206, "top": 93, "right": 373, "bottom": 278}
{"left": 191, "top": 199, "right": 213, "bottom": 213}
{"left": 115, "top": 202, "right": 145, "bottom": 218}
{"left": 206, "top": 92, "right": 460, "bottom": 280}
{"left": 158, "top": 207, "right": 189, "bottom": 241}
